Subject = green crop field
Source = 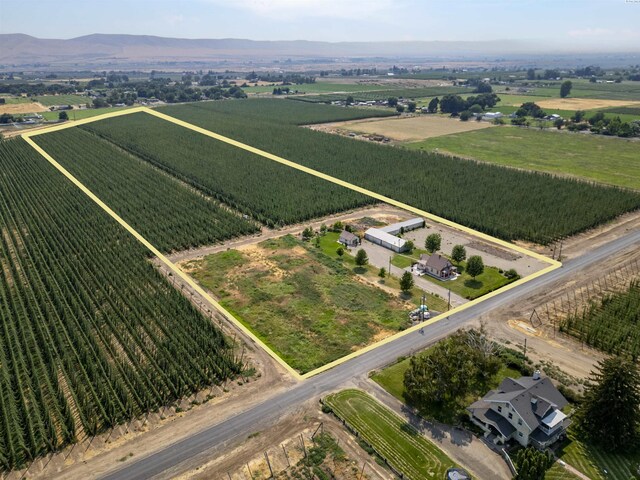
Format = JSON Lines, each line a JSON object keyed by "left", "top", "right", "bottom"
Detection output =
{"left": 599, "top": 105, "right": 640, "bottom": 116}
{"left": 291, "top": 86, "right": 468, "bottom": 103}
{"left": 32, "top": 94, "right": 89, "bottom": 106}
{"left": 323, "top": 390, "right": 458, "bottom": 480}
{"left": 556, "top": 432, "right": 640, "bottom": 480}
{"left": 34, "top": 128, "right": 258, "bottom": 252}
{"left": 0, "top": 96, "right": 33, "bottom": 104}
{"left": 408, "top": 126, "right": 640, "bottom": 190}
{"left": 560, "top": 280, "right": 640, "bottom": 356}
{"left": 185, "top": 98, "right": 395, "bottom": 125}
{"left": 40, "top": 105, "right": 134, "bottom": 121}
{"left": 82, "top": 112, "right": 373, "bottom": 227}
{"left": 184, "top": 235, "right": 412, "bottom": 374}
{"left": 159, "top": 99, "right": 640, "bottom": 244}
{"left": 0, "top": 138, "right": 243, "bottom": 472}
{"left": 243, "top": 82, "right": 385, "bottom": 94}
{"left": 519, "top": 80, "right": 640, "bottom": 101}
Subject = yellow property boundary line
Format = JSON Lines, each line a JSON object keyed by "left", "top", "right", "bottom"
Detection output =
{"left": 23, "top": 107, "right": 561, "bottom": 381}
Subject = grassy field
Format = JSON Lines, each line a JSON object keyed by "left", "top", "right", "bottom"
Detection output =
{"left": 408, "top": 126, "right": 640, "bottom": 190}
{"left": 556, "top": 432, "right": 640, "bottom": 480}
{"left": 32, "top": 94, "right": 89, "bottom": 106}
{"left": 41, "top": 105, "right": 133, "bottom": 121}
{"left": 392, "top": 253, "right": 513, "bottom": 300}
{"left": 545, "top": 463, "right": 582, "bottom": 480}
{"left": 323, "top": 389, "right": 459, "bottom": 479}
{"left": 0, "top": 95, "right": 33, "bottom": 104}
{"left": 185, "top": 235, "right": 415, "bottom": 373}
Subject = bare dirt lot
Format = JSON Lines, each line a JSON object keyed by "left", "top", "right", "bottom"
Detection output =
{"left": 536, "top": 98, "right": 640, "bottom": 110}
{"left": 310, "top": 115, "right": 494, "bottom": 142}
{"left": 0, "top": 102, "right": 46, "bottom": 114}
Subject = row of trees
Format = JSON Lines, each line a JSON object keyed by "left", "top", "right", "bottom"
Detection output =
{"left": 0, "top": 139, "right": 244, "bottom": 471}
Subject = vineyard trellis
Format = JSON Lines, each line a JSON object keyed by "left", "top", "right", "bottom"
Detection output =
{"left": 158, "top": 99, "right": 640, "bottom": 245}
{"left": 0, "top": 139, "right": 244, "bottom": 472}
{"left": 33, "top": 127, "right": 259, "bottom": 253}
{"left": 528, "top": 259, "right": 640, "bottom": 356}
{"left": 80, "top": 113, "right": 374, "bottom": 228}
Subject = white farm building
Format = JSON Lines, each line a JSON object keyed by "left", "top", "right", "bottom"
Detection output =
{"left": 380, "top": 217, "right": 425, "bottom": 235}
{"left": 364, "top": 228, "right": 408, "bottom": 253}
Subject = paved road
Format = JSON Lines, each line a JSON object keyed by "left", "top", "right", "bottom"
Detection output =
{"left": 101, "top": 228, "right": 640, "bottom": 480}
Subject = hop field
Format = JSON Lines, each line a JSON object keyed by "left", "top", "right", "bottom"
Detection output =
{"left": 81, "top": 112, "right": 374, "bottom": 227}
{"left": 33, "top": 127, "right": 259, "bottom": 252}
{"left": 0, "top": 139, "right": 243, "bottom": 471}
{"left": 560, "top": 280, "right": 640, "bottom": 356}
{"left": 159, "top": 99, "right": 640, "bottom": 244}
{"left": 291, "top": 86, "right": 467, "bottom": 103}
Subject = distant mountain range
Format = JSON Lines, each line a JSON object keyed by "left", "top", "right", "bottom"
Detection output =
{"left": 1, "top": 34, "right": 638, "bottom": 70}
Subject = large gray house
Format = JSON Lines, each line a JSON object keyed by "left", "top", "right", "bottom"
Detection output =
{"left": 468, "top": 373, "right": 570, "bottom": 449}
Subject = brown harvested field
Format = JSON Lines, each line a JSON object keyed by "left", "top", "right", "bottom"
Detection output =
{"left": 535, "top": 98, "right": 640, "bottom": 110}
{"left": 320, "top": 115, "right": 495, "bottom": 142}
{"left": 0, "top": 102, "right": 46, "bottom": 114}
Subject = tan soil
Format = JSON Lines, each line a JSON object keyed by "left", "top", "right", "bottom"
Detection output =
{"left": 0, "top": 102, "right": 46, "bottom": 114}
{"left": 535, "top": 98, "right": 640, "bottom": 110}
{"left": 309, "top": 115, "right": 494, "bottom": 142}
{"left": 172, "top": 400, "right": 391, "bottom": 480}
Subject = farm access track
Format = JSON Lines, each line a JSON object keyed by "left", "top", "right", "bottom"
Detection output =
{"left": 22, "top": 106, "right": 561, "bottom": 381}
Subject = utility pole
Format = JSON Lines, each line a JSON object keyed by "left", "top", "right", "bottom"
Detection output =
{"left": 523, "top": 337, "right": 527, "bottom": 359}
{"left": 448, "top": 289, "right": 451, "bottom": 311}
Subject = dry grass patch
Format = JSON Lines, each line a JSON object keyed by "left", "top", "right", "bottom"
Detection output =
{"left": 0, "top": 102, "right": 46, "bottom": 114}
{"left": 333, "top": 115, "right": 494, "bottom": 142}
{"left": 535, "top": 98, "right": 640, "bottom": 110}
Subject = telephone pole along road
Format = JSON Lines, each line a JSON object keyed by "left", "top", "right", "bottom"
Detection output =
{"left": 101, "top": 228, "right": 640, "bottom": 480}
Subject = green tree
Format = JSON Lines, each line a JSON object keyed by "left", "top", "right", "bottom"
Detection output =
{"left": 405, "top": 240, "right": 415, "bottom": 252}
{"left": 451, "top": 245, "right": 466, "bottom": 264}
{"left": 355, "top": 248, "right": 368, "bottom": 266}
{"left": 378, "top": 267, "right": 386, "bottom": 279}
{"left": 466, "top": 255, "right": 484, "bottom": 279}
{"left": 514, "top": 447, "right": 554, "bottom": 480}
{"left": 399, "top": 271, "right": 414, "bottom": 293}
{"left": 425, "top": 233, "right": 441, "bottom": 253}
{"left": 527, "top": 68, "right": 536, "bottom": 80}
{"left": 571, "top": 110, "right": 585, "bottom": 122}
{"left": 387, "top": 97, "right": 398, "bottom": 107}
{"left": 407, "top": 101, "right": 417, "bottom": 113}
{"left": 345, "top": 95, "right": 354, "bottom": 106}
{"left": 554, "top": 117, "right": 564, "bottom": 130}
{"left": 336, "top": 246, "right": 344, "bottom": 257}
{"left": 560, "top": 80, "right": 573, "bottom": 98}
{"left": 459, "top": 110, "right": 471, "bottom": 121}
{"left": 427, "top": 97, "right": 439, "bottom": 113}
{"left": 576, "top": 355, "right": 640, "bottom": 452}
{"left": 58, "top": 111, "right": 69, "bottom": 121}
{"left": 396, "top": 104, "right": 405, "bottom": 113}
{"left": 302, "top": 227, "right": 314, "bottom": 241}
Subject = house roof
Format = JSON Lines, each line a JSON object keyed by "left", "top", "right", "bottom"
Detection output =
{"left": 468, "top": 402, "right": 516, "bottom": 438}
{"left": 339, "top": 230, "right": 358, "bottom": 242}
{"left": 364, "top": 228, "right": 407, "bottom": 249}
{"left": 480, "top": 376, "right": 568, "bottom": 431}
{"left": 420, "top": 254, "right": 453, "bottom": 271}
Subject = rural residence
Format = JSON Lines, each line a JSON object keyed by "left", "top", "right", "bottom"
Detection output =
{"left": 417, "top": 254, "right": 457, "bottom": 279}
{"left": 468, "top": 372, "right": 570, "bottom": 449}
{"left": 338, "top": 230, "right": 360, "bottom": 247}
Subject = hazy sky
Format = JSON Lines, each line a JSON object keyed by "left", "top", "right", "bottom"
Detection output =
{"left": 2, "top": 0, "right": 639, "bottom": 49}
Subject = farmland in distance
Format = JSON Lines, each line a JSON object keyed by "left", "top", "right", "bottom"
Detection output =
{"left": 159, "top": 99, "right": 640, "bottom": 244}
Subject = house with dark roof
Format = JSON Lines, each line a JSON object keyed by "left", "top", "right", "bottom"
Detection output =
{"left": 338, "top": 230, "right": 360, "bottom": 248}
{"left": 417, "top": 254, "right": 457, "bottom": 279}
{"left": 468, "top": 372, "right": 570, "bottom": 449}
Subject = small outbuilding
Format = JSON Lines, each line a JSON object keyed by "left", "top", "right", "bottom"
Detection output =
{"left": 364, "top": 228, "right": 408, "bottom": 253}
{"left": 338, "top": 230, "right": 360, "bottom": 248}
{"left": 417, "top": 254, "right": 457, "bottom": 279}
